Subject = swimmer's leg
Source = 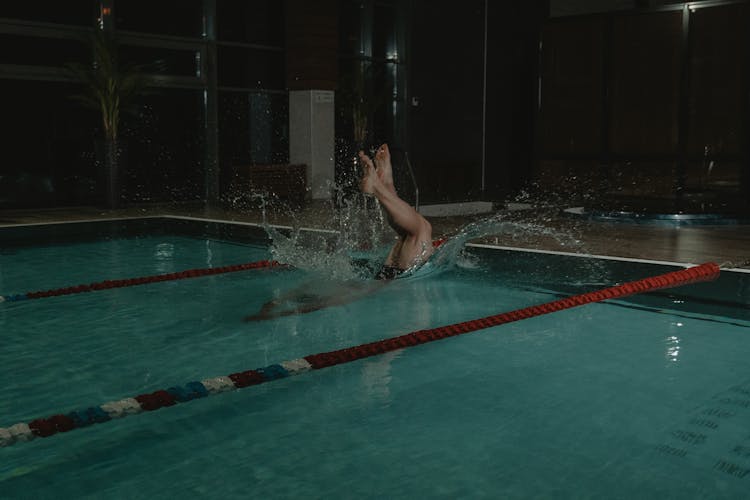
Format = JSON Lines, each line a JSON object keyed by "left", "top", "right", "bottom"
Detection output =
{"left": 359, "top": 148, "right": 433, "bottom": 268}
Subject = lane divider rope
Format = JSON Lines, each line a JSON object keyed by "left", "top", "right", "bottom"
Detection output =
{"left": 0, "top": 262, "right": 720, "bottom": 447}
{"left": 0, "top": 260, "right": 284, "bottom": 303}
{"left": 2, "top": 239, "right": 446, "bottom": 303}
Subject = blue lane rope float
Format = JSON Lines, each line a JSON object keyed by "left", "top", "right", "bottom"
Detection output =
{"left": 0, "top": 263, "right": 720, "bottom": 447}
{"left": 0, "top": 260, "right": 284, "bottom": 303}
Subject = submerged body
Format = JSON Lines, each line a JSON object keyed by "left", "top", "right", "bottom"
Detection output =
{"left": 243, "top": 278, "right": 389, "bottom": 321}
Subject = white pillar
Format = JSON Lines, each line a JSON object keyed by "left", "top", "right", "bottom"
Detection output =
{"left": 289, "top": 89, "right": 335, "bottom": 200}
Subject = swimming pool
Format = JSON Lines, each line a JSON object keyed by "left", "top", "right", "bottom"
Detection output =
{"left": 1, "top": 217, "right": 749, "bottom": 498}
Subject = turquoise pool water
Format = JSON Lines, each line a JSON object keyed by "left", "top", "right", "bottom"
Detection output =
{"left": 1, "top": 219, "right": 749, "bottom": 499}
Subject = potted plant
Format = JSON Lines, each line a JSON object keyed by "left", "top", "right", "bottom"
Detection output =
{"left": 66, "top": 30, "right": 151, "bottom": 209}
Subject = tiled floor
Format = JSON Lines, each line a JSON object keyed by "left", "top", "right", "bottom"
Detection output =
{"left": 1, "top": 201, "right": 748, "bottom": 270}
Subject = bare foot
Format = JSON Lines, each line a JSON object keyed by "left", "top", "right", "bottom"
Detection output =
{"left": 358, "top": 150, "right": 378, "bottom": 194}
{"left": 373, "top": 144, "right": 396, "bottom": 193}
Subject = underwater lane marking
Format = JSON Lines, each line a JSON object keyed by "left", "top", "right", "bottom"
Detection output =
{"left": 657, "top": 381, "right": 750, "bottom": 480}
{"left": 714, "top": 460, "right": 750, "bottom": 479}
{"left": 0, "top": 263, "right": 720, "bottom": 448}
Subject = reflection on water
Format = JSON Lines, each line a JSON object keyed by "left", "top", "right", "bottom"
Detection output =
{"left": 665, "top": 334, "right": 681, "bottom": 364}
{"left": 360, "top": 350, "right": 401, "bottom": 405}
{"left": 154, "top": 242, "right": 175, "bottom": 275}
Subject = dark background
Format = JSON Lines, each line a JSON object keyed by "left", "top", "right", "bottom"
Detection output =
{"left": 0, "top": 0, "right": 747, "bottom": 213}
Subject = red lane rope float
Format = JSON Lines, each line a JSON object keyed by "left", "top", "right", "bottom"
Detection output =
{"left": 0, "top": 260, "right": 284, "bottom": 302}
{"left": 304, "top": 262, "right": 720, "bottom": 368}
{"left": 0, "top": 263, "right": 719, "bottom": 447}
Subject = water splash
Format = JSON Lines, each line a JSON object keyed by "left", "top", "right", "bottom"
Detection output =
{"left": 251, "top": 189, "right": 393, "bottom": 281}
{"left": 242, "top": 195, "right": 612, "bottom": 321}
{"left": 407, "top": 214, "right": 586, "bottom": 280}
{"left": 228, "top": 185, "right": 598, "bottom": 285}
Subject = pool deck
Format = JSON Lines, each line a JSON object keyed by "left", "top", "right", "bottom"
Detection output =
{"left": 1, "top": 201, "right": 748, "bottom": 270}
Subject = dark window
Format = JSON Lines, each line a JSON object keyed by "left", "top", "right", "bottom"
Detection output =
{"left": 610, "top": 11, "right": 682, "bottom": 155}
{"left": 216, "top": 0, "right": 284, "bottom": 45}
{"left": 338, "top": 0, "right": 363, "bottom": 56}
{"left": 0, "top": 0, "right": 98, "bottom": 26}
{"left": 373, "top": 4, "right": 397, "bottom": 59}
{"left": 0, "top": 82, "right": 206, "bottom": 207}
{"left": 115, "top": 0, "right": 203, "bottom": 37}
{"left": 0, "top": 34, "right": 89, "bottom": 66}
{"left": 119, "top": 45, "right": 199, "bottom": 76}
{"left": 217, "top": 46, "right": 284, "bottom": 89}
{"left": 0, "top": 80, "right": 100, "bottom": 208}
{"left": 120, "top": 89, "right": 206, "bottom": 203}
{"left": 219, "top": 90, "right": 289, "bottom": 168}
{"left": 371, "top": 62, "right": 398, "bottom": 139}
{"left": 538, "top": 18, "right": 604, "bottom": 156}
{"left": 687, "top": 3, "right": 748, "bottom": 156}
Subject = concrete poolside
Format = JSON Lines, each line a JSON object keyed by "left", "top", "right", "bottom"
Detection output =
{"left": 0, "top": 202, "right": 748, "bottom": 270}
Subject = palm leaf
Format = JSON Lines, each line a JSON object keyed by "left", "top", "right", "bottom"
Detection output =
{"left": 64, "top": 30, "right": 154, "bottom": 140}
